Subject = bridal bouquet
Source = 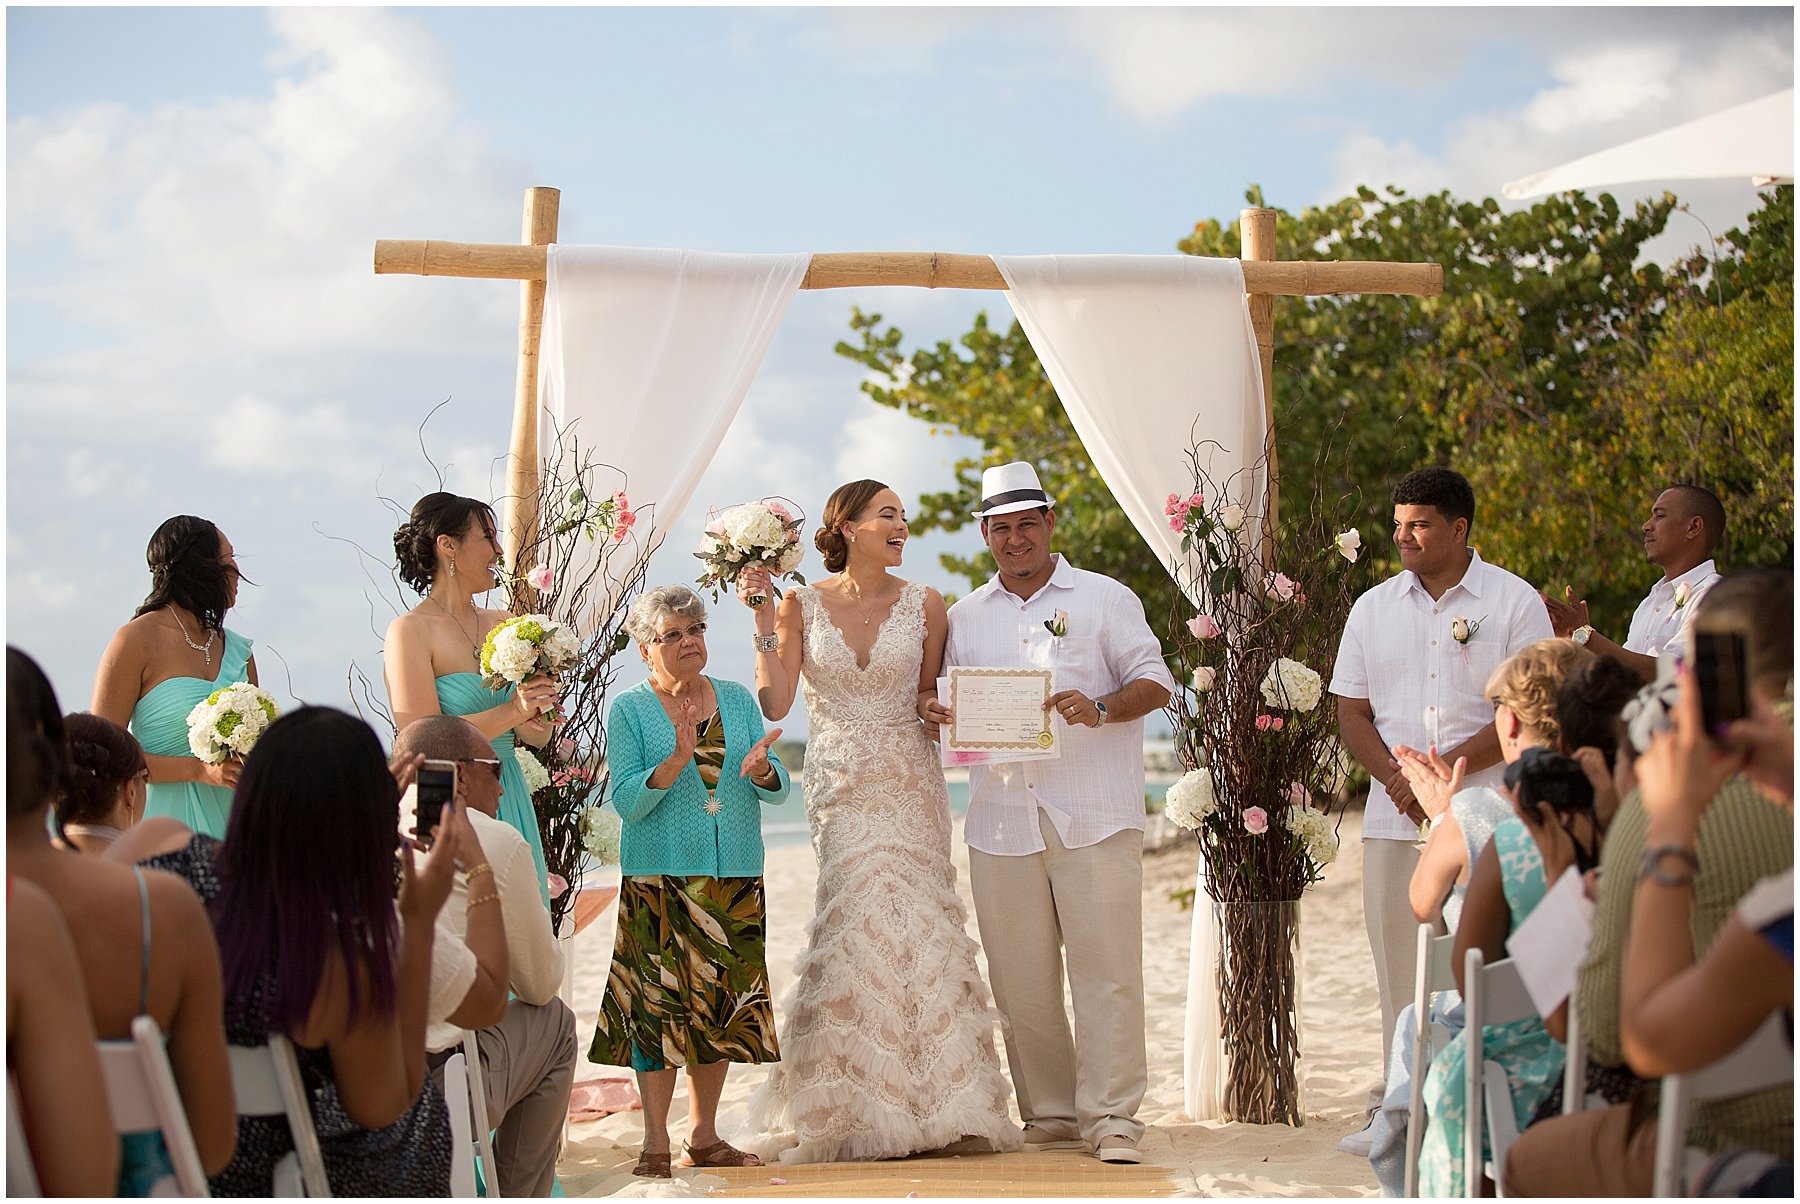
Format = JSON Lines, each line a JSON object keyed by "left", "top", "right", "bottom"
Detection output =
{"left": 694, "top": 498, "right": 806, "bottom": 607}
{"left": 480, "top": 615, "right": 579, "bottom": 716}
{"left": 186, "top": 682, "right": 280, "bottom": 764}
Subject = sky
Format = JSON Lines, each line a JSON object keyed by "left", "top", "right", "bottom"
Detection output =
{"left": 7, "top": 4, "right": 1793, "bottom": 740}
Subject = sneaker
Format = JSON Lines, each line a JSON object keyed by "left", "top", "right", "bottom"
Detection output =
{"left": 1095, "top": 1136, "right": 1142, "bottom": 1164}
{"left": 1021, "top": 1124, "right": 1085, "bottom": 1153}
{"left": 1336, "top": 1115, "right": 1376, "bottom": 1158}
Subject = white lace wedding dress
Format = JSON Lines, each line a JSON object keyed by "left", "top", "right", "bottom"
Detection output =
{"left": 743, "top": 581, "right": 1022, "bottom": 1163}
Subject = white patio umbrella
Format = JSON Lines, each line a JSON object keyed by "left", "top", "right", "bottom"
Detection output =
{"left": 1503, "top": 88, "right": 1795, "bottom": 199}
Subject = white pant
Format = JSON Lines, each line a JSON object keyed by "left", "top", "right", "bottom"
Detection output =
{"left": 1362, "top": 837, "right": 1422, "bottom": 1111}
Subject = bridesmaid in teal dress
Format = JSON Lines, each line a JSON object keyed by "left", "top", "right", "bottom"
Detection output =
{"left": 384, "top": 493, "right": 559, "bottom": 901}
{"left": 91, "top": 516, "right": 257, "bottom": 840}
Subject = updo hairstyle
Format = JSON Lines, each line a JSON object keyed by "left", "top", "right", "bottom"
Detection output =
{"left": 624, "top": 584, "right": 708, "bottom": 646}
{"left": 393, "top": 493, "right": 499, "bottom": 595}
{"left": 1486, "top": 638, "right": 1594, "bottom": 748}
{"left": 133, "top": 516, "right": 238, "bottom": 631}
{"left": 814, "top": 479, "right": 890, "bottom": 574}
{"left": 1554, "top": 657, "right": 1644, "bottom": 762}
{"left": 59, "top": 713, "right": 147, "bottom": 829}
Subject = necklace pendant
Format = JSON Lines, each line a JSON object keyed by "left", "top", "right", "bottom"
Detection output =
{"left": 704, "top": 797, "right": 722, "bottom": 816}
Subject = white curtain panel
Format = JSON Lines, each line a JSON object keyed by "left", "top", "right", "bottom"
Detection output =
{"left": 990, "top": 254, "right": 1267, "bottom": 608}
{"left": 537, "top": 245, "right": 810, "bottom": 629}
{"left": 993, "top": 254, "right": 1266, "bottom": 1122}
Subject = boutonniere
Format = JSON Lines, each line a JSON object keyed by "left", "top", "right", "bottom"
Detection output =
{"left": 1450, "top": 614, "right": 1486, "bottom": 645}
{"left": 1672, "top": 581, "right": 1693, "bottom": 615}
{"left": 1045, "top": 610, "right": 1069, "bottom": 639}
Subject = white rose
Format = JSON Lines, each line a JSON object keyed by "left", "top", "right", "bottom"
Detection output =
{"left": 1192, "top": 666, "right": 1217, "bottom": 693}
{"left": 1334, "top": 529, "right": 1362, "bottom": 562}
{"left": 1259, "top": 657, "right": 1322, "bottom": 713}
{"left": 1162, "top": 767, "right": 1218, "bottom": 831}
{"left": 776, "top": 541, "right": 805, "bottom": 574}
{"left": 1220, "top": 504, "right": 1247, "bottom": 532}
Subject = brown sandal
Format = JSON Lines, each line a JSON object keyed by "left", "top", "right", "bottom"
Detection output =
{"left": 633, "top": 1149, "right": 673, "bottom": 1178}
{"left": 683, "top": 1139, "right": 763, "bottom": 1168}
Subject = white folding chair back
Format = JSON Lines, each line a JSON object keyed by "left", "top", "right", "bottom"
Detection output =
{"left": 462, "top": 1029, "right": 498, "bottom": 1194}
{"left": 228, "top": 1036, "right": 331, "bottom": 1197}
{"left": 6, "top": 1075, "right": 42, "bottom": 1197}
{"left": 97, "top": 1014, "right": 210, "bottom": 1196}
{"left": 1653, "top": 1013, "right": 1793, "bottom": 1197}
{"left": 1461, "top": 949, "right": 1537, "bottom": 1197}
{"left": 443, "top": 1052, "right": 477, "bottom": 1198}
{"left": 1403, "top": 925, "right": 1459, "bottom": 1197}
{"left": 1561, "top": 999, "right": 1586, "bottom": 1116}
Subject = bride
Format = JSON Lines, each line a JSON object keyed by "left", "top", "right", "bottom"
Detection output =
{"left": 734, "top": 479, "right": 1020, "bottom": 1163}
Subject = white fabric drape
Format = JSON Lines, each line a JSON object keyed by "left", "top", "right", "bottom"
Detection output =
{"left": 991, "top": 254, "right": 1267, "bottom": 608}
{"left": 537, "top": 245, "right": 810, "bottom": 629}
{"left": 993, "top": 254, "right": 1265, "bottom": 1122}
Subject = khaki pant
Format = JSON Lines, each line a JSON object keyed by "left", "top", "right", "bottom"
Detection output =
{"left": 1363, "top": 837, "right": 1422, "bottom": 1110}
{"left": 431, "top": 997, "right": 578, "bottom": 1198}
{"left": 969, "top": 811, "right": 1146, "bottom": 1149}
{"left": 1503, "top": 1103, "right": 1657, "bottom": 1196}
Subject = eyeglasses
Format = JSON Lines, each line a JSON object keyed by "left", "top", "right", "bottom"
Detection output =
{"left": 456, "top": 757, "right": 503, "bottom": 781}
{"left": 649, "top": 623, "right": 707, "bottom": 647}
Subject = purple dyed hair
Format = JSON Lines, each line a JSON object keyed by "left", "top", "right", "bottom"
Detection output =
{"left": 212, "top": 707, "right": 401, "bottom": 1031}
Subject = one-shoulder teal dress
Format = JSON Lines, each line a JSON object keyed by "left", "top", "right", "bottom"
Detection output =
{"left": 435, "top": 674, "right": 550, "bottom": 903}
{"left": 131, "top": 629, "right": 254, "bottom": 840}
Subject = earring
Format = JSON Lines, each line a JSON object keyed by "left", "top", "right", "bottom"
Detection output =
{"left": 850, "top": 535, "right": 857, "bottom": 543}
{"left": 450, "top": 555, "right": 458, "bottom": 579}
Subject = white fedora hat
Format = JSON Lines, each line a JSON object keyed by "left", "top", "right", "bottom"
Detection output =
{"left": 971, "top": 461, "right": 1056, "bottom": 518}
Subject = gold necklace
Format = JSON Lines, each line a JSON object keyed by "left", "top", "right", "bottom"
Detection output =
{"left": 168, "top": 607, "right": 216, "bottom": 668}
{"left": 842, "top": 579, "right": 892, "bottom": 626}
{"left": 429, "top": 593, "right": 482, "bottom": 662}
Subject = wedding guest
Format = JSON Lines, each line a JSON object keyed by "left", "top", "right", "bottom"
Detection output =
{"left": 141, "top": 705, "right": 458, "bottom": 1195}
{"left": 924, "top": 462, "right": 1177, "bottom": 1165}
{"left": 591, "top": 585, "right": 789, "bottom": 1178}
{"left": 395, "top": 715, "right": 576, "bottom": 1198}
{"left": 56, "top": 712, "right": 150, "bottom": 855}
{"left": 385, "top": 492, "right": 558, "bottom": 900}
{"left": 1504, "top": 569, "right": 1793, "bottom": 1196}
{"left": 8, "top": 646, "right": 237, "bottom": 1192}
{"left": 1330, "top": 466, "right": 1553, "bottom": 1155}
{"left": 1541, "top": 484, "right": 1726, "bottom": 680}
{"left": 8, "top": 870, "right": 117, "bottom": 1196}
{"left": 91, "top": 516, "right": 258, "bottom": 839}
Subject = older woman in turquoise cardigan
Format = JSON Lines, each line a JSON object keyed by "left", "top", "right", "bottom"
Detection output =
{"left": 590, "top": 584, "right": 790, "bottom": 1179}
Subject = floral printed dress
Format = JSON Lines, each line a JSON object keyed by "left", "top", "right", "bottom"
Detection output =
{"left": 1418, "top": 818, "right": 1564, "bottom": 1196}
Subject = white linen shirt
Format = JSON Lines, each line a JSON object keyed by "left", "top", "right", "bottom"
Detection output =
{"left": 427, "top": 808, "right": 564, "bottom": 1053}
{"left": 1623, "top": 559, "right": 1720, "bottom": 662}
{"left": 1330, "top": 549, "right": 1554, "bottom": 843}
{"left": 946, "top": 555, "right": 1177, "bottom": 857}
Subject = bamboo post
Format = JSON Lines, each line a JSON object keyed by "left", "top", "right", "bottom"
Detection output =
{"left": 1239, "top": 208, "right": 1279, "bottom": 548}
{"left": 504, "top": 187, "right": 559, "bottom": 608}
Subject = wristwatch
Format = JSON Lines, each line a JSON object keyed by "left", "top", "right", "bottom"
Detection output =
{"left": 1094, "top": 699, "right": 1109, "bottom": 727}
{"left": 1571, "top": 625, "right": 1594, "bottom": 647}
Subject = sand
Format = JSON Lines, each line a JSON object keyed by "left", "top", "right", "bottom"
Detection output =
{"left": 554, "top": 811, "right": 1384, "bottom": 1198}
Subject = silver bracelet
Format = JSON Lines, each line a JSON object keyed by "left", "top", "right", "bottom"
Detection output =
{"left": 752, "top": 633, "right": 779, "bottom": 653}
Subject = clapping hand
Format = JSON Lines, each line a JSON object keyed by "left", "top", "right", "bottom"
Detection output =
{"left": 1392, "top": 744, "right": 1465, "bottom": 822}
{"left": 1539, "top": 585, "right": 1590, "bottom": 639}
{"left": 670, "top": 698, "right": 700, "bottom": 764}
{"left": 739, "top": 728, "right": 783, "bottom": 782}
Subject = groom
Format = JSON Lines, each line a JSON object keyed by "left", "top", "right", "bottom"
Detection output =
{"left": 919, "top": 462, "right": 1175, "bottom": 1164}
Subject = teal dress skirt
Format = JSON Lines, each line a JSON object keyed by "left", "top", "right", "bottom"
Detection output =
{"left": 435, "top": 673, "right": 550, "bottom": 902}
{"left": 131, "top": 628, "right": 254, "bottom": 840}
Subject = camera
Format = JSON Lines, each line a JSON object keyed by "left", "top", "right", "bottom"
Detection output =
{"left": 413, "top": 759, "right": 458, "bottom": 848}
{"left": 1503, "top": 746, "right": 1594, "bottom": 816}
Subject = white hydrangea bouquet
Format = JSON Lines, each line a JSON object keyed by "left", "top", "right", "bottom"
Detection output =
{"left": 579, "top": 803, "right": 622, "bottom": 866}
{"left": 480, "top": 614, "right": 579, "bottom": 715}
{"left": 186, "top": 682, "right": 280, "bottom": 764}
{"left": 694, "top": 498, "right": 806, "bottom": 608}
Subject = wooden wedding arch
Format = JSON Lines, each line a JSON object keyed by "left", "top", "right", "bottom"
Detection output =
{"left": 373, "top": 187, "right": 1443, "bottom": 584}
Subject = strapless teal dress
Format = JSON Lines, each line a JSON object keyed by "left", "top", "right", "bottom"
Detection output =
{"left": 131, "top": 629, "right": 254, "bottom": 840}
{"left": 435, "top": 674, "right": 550, "bottom": 903}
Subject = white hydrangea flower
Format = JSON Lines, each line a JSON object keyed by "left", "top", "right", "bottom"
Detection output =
{"left": 776, "top": 541, "right": 805, "bottom": 574}
{"left": 1287, "top": 803, "right": 1339, "bottom": 867}
{"left": 722, "top": 503, "right": 786, "bottom": 553}
{"left": 1259, "top": 657, "right": 1323, "bottom": 713}
{"left": 1162, "top": 767, "right": 1219, "bottom": 831}
{"left": 540, "top": 621, "right": 579, "bottom": 669}
{"left": 515, "top": 748, "right": 550, "bottom": 793}
{"left": 489, "top": 627, "right": 538, "bottom": 683}
{"left": 186, "top": 682, "right": 280, "bottom": 764}
{"left": 580, "top": 805, "right": 623, "bottom": 865}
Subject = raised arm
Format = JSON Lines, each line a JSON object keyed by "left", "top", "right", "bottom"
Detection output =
{"left": 744, "top": 575, "right": 804, "bottom": 721}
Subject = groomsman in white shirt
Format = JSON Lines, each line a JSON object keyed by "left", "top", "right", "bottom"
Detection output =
{"left": 919, "top": 462, "right": 1176, "bottom": 1166}
{"left": 1329, "top": 466, "right": 1552, "bottom": 1156}
{"left": 1539, "top": 484, "right": 1726, "bottom": 680}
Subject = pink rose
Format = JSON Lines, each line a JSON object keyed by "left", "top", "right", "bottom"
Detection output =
{"left": 547, "top": 873, "right": 569, "bottom": 900}
{"left": 1255, "top": 713, "right": 1285, "bottom": 732}
{"left": 1186, "top": 613, "right": 1221, "bottom": 639}
{"left": 1266, "top": 571, "right": 1298, "bottom": 602}
{"left": 1287, "top": 781, "right": 1307, "bottom": 807}
{"left": 1243, "top": 806, "right": 1269, "bottom": 835}
{"left": 612, "top": 507, "right": 637, "bottom": 540}
{"left": 1188, "top": 492, "right": 1205, "bottom": 511}
{"left": 1169, "top": 511, "right": 1187, "bottom": 533}
{"left": 1165, "top": 492, "right": 1182, "bottom": 517}
{"left": 767, "top": 500, "right": 792, "bottom": 522}
{"left": 558, "top": 737, "right": 578, "bottom": 760}
{"left": 612, "top": 490, "right": 630, "bottom": 511}
{"left": 527, "top": 565, "right": 555, "bottom": 592}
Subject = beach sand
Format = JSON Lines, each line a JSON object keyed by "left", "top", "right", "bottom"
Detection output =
{"left": 555, "top": 810, "right": 1383, "bottom": 1198}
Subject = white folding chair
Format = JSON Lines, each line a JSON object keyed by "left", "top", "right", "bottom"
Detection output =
{"left": 443, "top": 1051, "right": 477, "bottom": 1198}
{"left": 228, "top": 1035, "right": 331, "bottom": 1197}
{"left": 1404, "top": 924, "right": 1460, "bottom": 1197}
{"left": 6, "top": 1075, "right": 42, "bottom": 1197}
{"left": 1561, "top": 998, "right": 1586, "bottom": 1116}
{"left": 1462, "top": 949, "right": 1538, "bottom": 1197}
{"left": 462, "top": 1029, "right": 498, "bottom": 1194}
{"left": 1652, "top": 1013, "right": 1793, "bottom": 1197}
{"left": 97, "top": 1014, "right": 210, "bottom": 1196}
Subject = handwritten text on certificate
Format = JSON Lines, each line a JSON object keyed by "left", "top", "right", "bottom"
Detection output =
{"left": 946, "top": 667, "right": 1058, "bottom": 760}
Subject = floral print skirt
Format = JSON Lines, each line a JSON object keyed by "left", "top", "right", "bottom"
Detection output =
{"left": 589, "top": 875, "right": 780, "bottom": 1072}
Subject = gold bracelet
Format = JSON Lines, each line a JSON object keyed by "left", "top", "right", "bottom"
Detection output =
{"left": 463, "top": 862, "right": 494, "bottom": 879}
{"left": 467, "top": 892, "right": 501, "bottom": 909}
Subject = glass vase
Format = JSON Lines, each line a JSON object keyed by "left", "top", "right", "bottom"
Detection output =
{"left": 1213, "top": 898, "right": 1307, "bottom": 1125}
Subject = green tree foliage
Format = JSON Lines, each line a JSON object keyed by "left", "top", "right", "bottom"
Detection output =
{"left": 836, "top": 184, "right": 1794, "bottom": 638}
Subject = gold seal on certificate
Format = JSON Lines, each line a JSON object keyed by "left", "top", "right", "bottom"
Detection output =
{"left": 944, "top": 666, "right": 1059, "bottom": 764}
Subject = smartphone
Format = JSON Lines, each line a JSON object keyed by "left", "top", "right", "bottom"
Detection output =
{"left": 413, "top": 760, "right": 457, "bottom": 848}
{"left": 1693, "top": 630, "right": 1750, "bottom": 737}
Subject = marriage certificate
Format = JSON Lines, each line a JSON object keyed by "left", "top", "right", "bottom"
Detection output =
{"left": 944, "top": 667, "right": 1059, "bottom": 764}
